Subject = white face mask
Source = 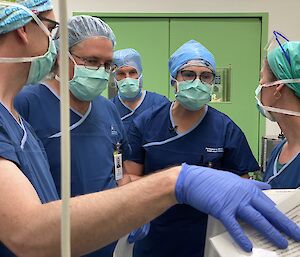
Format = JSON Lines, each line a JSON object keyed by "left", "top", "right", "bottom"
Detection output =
{"left": 255, "top": 79, "right": 300, "bottom": 122}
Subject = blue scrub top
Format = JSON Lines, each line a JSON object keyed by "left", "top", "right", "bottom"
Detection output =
{"left": 15, "top": 83, "right": 130, "bottom": 257}
{"left": 0, "top": 102, "right": 59, "bottom": 256}
{"left": 111, "top": 91, "right": 169, "bottom": 132}
{"left": 263, "top": 139, "right": 300, "bottom": 188}
{"left": 128, "top": 102, "right": 259, "bottom": 257}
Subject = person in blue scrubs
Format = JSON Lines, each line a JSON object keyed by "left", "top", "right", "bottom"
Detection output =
{"left": 111, "top": 48, "right": 169, "bottom": 132}
{"left": 1, "top": 3, "right": 300, "bottom": 256}
{"left": 125, "top": 40, "right": 260, "bottom": 257}
{"left": 14, "top": 15, "right": 138, "bottom": 257}
{"left": 256, "top": 32, "right": 300, "bottom": 189}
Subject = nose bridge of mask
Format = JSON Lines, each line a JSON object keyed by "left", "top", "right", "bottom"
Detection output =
{"left": 178, "top": 79, "right": 212, "bottom": 93}
{"left": 0, "top": 2, "right": 51, "bottom": 63}
{"left": 73, "top": 66, "right": 109, "bottom": 81}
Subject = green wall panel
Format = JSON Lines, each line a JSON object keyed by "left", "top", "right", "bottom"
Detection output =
{"left": 101, "top": 18, "right": 170, "bottom": 99}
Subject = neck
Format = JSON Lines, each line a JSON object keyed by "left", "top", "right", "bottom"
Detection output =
{"left": 172, "top": 101, "right": 205, "bottom": 119}
{"left": 273, "top": 94, "right": 300, "bottom": 149}
{"left": 276, "top": 115, "right": 300, "bottom": 149}
{"left": 47, "top": 79, "right": 90, "bottom": 115}
{"left": 172, "top": 101, "right": 205, "bottom": 133}
{"left": 121, "top": 90, "right": 144, "bottom": 110}
{"left": 0, "top": 62, "right": 29, "bottom": 117}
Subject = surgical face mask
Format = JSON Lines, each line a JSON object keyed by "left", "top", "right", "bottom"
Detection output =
{"left": 26, "top": 39, "right": 57, "bottom": 84}
{"left": 67, "top": 58, "right": 110, "bottom": 101}
{"left": 0, "top": 3, "right": 57, "bottom": 84}
{"left": 255, "top": 79, "right": 300, "bottom": 121}
{"left": 174, "top": 78, "right": 212, "bottom": 111}
{"left": 116, "top": 77, "right": 142, "bottom": 101}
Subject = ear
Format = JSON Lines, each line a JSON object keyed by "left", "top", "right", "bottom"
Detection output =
{"left": 274, "top": 84, "right": 284, "bottom": 98}
{"left": 16, "top": 26, "right": 29, "bottom": 45}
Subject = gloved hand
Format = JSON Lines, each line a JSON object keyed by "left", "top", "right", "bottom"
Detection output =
{"left": 175, "top": 163, "right": 300, "bottom": 252}
{"left": 127, "top": 223, "right": 150, "bottom": 244}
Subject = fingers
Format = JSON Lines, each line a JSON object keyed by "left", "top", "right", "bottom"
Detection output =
{"left": 127, "top": 224, "right": 150, "bottom": 244}
{"left": 238, "top": 205, "right": 288, "bottom": 249}
{"left": 248, "top": 179, "right": 271, "bottom": 190}
{"left": 253, "top": 196, "right": 300, "bottom": 241}
{"left": 220, "top": 216, "right": 253, "bottom": 252}
{"left": 127, "top": 230, "right": 138, "bottom": 244}
{"left": 143, "top": 223, "right": 151, "bottom": 235}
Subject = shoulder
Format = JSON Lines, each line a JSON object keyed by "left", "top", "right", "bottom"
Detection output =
{"left": 93, "top": 96, "right": 122, "bottom": 120}
{"left": 16, "top": 83, "right": 47, "bottom": 99}
{"left": 15, "top": 84, "right": 50, "bottom": 107}
{"left": 95, "top": 95, "right": 117, "bottom": 109}
{"left": 110, "top": 95, "right": 119, "bottom": 104}
{"left": 134, "top": 101, "right": 171, "bottom": 127}
{"left": 145, "top": 91, "right": 169, "bottom": 103}
{"left": 206, "top": 106, "right": 242, "bottom": 131}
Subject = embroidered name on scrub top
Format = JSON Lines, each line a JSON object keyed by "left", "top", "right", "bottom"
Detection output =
{"left": 205, "top": 147, "right": 224, "bottom": 153}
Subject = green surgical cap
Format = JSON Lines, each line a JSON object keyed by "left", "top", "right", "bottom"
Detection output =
{"left": 0, "top": 0, "right": 53, "bottom": 34}
{"left": 267, "top": 41, "right": 300, "bottom": 98}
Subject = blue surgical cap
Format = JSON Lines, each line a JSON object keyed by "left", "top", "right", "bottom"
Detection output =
{"left": 168, "top": 40, "right": 216, "bottom": 78}
{"left": 113, "top": 48, "right": 143, "bottom": 76}
{"left": 268, "top": 41, "right": 300, "bottom": 98}
{"left": 54, "top": 15, "right": 116, "bottom": 50}
{"left": 0, "top": 0, "right": 53, "bottom": 35}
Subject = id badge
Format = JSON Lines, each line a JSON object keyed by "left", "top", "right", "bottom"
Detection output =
{"left": 114, "top": 142, "right": 123, "bottom": 180}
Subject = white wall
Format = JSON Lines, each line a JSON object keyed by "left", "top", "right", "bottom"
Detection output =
{"left": 53, "top": 0, "right": 299, "bottom": 136}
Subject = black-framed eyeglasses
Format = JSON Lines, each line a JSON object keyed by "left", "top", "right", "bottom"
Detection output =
{"left": 179, "top": 70, "right": 215, "bottom": 84}
{"left": 71, "top": 53, "right": 117, "bottom": 72}
{"left": 35, "top": 15, "right": 59, "bottom": 37}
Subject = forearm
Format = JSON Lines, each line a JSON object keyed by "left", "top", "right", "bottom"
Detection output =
{"left": 15, "top": 166, "right": 180, "bottom": 257}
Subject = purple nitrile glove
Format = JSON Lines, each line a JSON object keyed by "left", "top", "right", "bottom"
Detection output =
{"left": 127, "top": 223, "right": 150, "bottom": 244}
{"left": 175, "top": 163, "right": 300, "bottom": 252}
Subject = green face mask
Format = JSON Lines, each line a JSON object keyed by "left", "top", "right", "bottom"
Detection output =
{"left": 69, "top": 66, "right": 109, "bottom": 101}
{"left": 116, "top": 77, "right": 141, "bottom": 100}
{"left": 0, "top": 7, "right": 57, "bottom": 85}
{"left": 175, "top": 79, "right": 212, "bottom": 111}
{"left": 26, "top": 38, "right": 57, "bottom": 84}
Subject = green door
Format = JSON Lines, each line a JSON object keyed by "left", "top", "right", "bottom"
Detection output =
{"left": 170, "top": 17, "right": 262, "bottom": 158}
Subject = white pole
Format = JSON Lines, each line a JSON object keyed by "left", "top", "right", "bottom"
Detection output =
{"left": 58, "top": 0, "right": 71, "bottom": 256}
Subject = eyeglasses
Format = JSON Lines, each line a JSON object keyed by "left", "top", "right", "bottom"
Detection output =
{"left": 265, "top": 31, "right": 291, "bottom": 65}
{"left": 71, "top": 53, "right": 117, "bottom": 72}
{"left": 36, "top": 16, "right": 59, "bottom": 37}
{"left": 179, "top": 70, "right": 215, "bottom": 84}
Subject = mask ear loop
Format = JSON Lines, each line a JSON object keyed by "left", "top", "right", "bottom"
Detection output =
{"left": 137, "top": 74, "right": 143, "bottom": 90}
{"left": 55, "top": 53, "right": 76, "bottom": 82}
{"left": 170, "top": 76, "right": 179, "bottom": 93}
{"left": 0, "top": 1, "right": 52, "bottom": 63}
